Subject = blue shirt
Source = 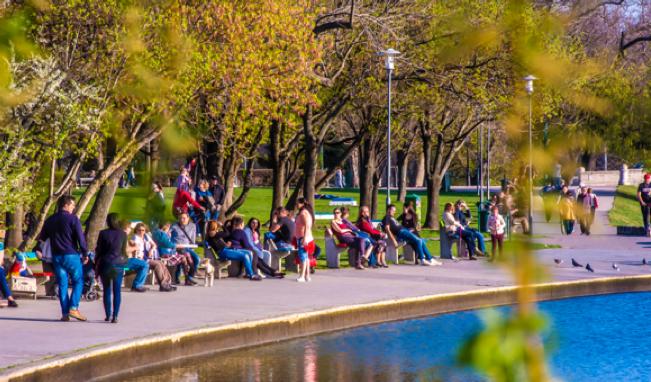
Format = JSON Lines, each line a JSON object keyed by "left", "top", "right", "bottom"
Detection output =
{"left": 39, "top": 211, "right": 88, "bottom": 256}
{"left": 152, "top": 229, "right": 176, "bottom": 256}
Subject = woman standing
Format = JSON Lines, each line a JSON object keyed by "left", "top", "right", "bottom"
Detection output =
{"left": 95, "top": 213, "right": 128, "bottom": 323}
{"left": 487, "top": 205, "right": 506, "bottom": 260}
{"left": 294, "top": 198, "right": 316, "bottom": 282}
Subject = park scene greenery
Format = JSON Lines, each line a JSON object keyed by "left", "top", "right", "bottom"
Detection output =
{"left": 0, "top": 1, "right": 650, "bottom": 381}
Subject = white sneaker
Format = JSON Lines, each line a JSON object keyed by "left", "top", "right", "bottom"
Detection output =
{"left": 421, "top": 259, "right": 433, "bottom": 266}
{"left": 430, "top": 259, "right": 443, "bottom": 266}
{"left": 297, "top": 277, "right": 306, "bottom": 283}
{"left": 306, "top": 276, "right": 312, "bottom": 282}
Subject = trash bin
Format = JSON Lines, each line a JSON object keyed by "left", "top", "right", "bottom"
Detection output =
{"left": 440, "top": 172, "right": 452, "bottom": 193}
{"left": 405, "top": 194, "right": 422, "bottom": 224}
{"left": 476, "top": 202, "right": 490, "bottom": 233}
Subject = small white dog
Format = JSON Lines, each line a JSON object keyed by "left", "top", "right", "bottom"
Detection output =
{"left": 201, "top": 259, "right": 215, "bottom": 287}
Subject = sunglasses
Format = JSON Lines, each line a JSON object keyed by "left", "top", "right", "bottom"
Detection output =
{"left": 334, "top": 211, "right": 341, "bottom": 214}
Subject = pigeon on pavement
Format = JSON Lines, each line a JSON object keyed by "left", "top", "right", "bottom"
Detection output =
{"left": 586, "top": 263, "right": 594, "bottom": 273}
{"left": 572, "top": 258, "right": 583, "bottom": 267}
{"left": 612, "top": 263, "right": 620, "bottom": 271}
{"left": 554, "top": 258, "right": 563, "bottom": 266}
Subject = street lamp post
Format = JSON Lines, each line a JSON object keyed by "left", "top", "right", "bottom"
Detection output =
{"left": 379, "top": 48, "right": 400, "bottom": 207}
{"left": 524, "top": 75, "right": 537, "bottom": 235}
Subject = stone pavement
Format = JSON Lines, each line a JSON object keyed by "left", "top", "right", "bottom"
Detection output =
{"left": 1, "top": 187, "right": 649, "bottom": 373}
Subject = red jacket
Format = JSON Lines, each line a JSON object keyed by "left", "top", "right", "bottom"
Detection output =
{"left": 173, "top": 190, "right": 203, "bottom": 214}
{"left": 356, "top": 218, "right": 382, "bottom": 237}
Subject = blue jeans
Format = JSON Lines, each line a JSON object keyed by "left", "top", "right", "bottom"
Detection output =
{"left": 397, "top": 229, "right": 432, "bottom": 261}
{"left": 52, "top": 254, "right": 83, "bottom": 315}
{"left": 205, "top": 209, "right": 219, "bottom": 221}
{"left": 0, "top": 267, "right": 11, "bottom": 299}
{"left": 175, "top": 249, "right": 200, "bottom": 280}
{"left": 100, "top": 266, "right": 124, "bottom": 319}
{"left": 127, "top": 258, "right": 149, "bottom": 288}
{"left": 219, "top": 248, "right": 254, "bottom": 277}
{"left": 465, "top": 227, "right": 486, "bottom": 253}
{"left": 264, "top": 232, "right": 291, "bottom": 251}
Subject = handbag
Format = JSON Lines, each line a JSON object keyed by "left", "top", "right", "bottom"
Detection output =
{"left": 41, "top": 239, "right": 52, "bottom": 263}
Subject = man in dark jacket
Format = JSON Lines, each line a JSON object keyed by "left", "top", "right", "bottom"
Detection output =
{"left": 209, "top": 176, "right": 225, "bottom": 218}
{"left": 37, "top": 196, "right": 88, "bottom": 322}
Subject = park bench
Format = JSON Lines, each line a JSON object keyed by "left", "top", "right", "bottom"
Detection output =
{"left": 324, "top": 227, "right": 358, "bottom": 268}
{"left": 14, "top": 252, "right": 54, "bottom": 298}
{"left": 203, "top": 246, "right": 232, "bottom": 280}
{"left": 439, "top": 220, "right": 468, "bottom": 259}
{"left": 267, "top": 240, "right": 294, "bottom": 273}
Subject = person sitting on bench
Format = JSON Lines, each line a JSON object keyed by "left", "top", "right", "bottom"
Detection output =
{"left": 443, "top": 203, "right": 477, "bottom": 260}
{"left": 330, "top": 208, "right": 369, "bottom": 270}
{"left": 229, "top": 216, "right": 284, "bottom": 278}
{"left": 383, "top": 204, "right": 441, "bottom": 266}
{"left": 356, "top": 206, "right": 388, "bottom": 268}
{"left": 205, "top": 221, "right": 261, "bottom": 281}
{"left": 453, "top": 200, "right": 485, "bottom": 256}
{"left": 264, "top": 207, "right": 294, "bottom": 251}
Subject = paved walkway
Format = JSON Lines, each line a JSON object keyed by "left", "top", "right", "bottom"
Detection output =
{"left": 1, "top": 187, "right": 649, "bottom": 374}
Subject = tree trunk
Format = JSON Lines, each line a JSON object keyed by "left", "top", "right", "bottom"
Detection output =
{"left": 371, "top": 172, "right": 381, "bottom": 219}
{"left": 425, "top": 174, "right": 443, "bottom": 230}
{"left": 397, "top": 149, "right": 409, "bottom": 202}
{"left": 302, "top": 106, "right": 318, "bottom": 208}
{"left": 415, "top": 150, "right": 425, "bottom": 187}
{"left": 351, "top": 150, "right": 360, "bottom": 188}
{"left": 5, "top": 206, "right": 24, "bottom": 251}
{"left": 84, "top": 164, "right": 125, "bottom": 250}
{"left": 269, "top": 121, "right": 285, "bottom": 219}
{"left": 150, "top": 136, "right": 160, "bottom": 179}
{"left": 358, "top": 140, "right": 377, "bottom": 211}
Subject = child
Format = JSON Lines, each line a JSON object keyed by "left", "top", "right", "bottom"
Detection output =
{"left": 559, "top": 194, "right": 576, "bottom": 235}
{"left": 487, "top": 205, "right": 506, "bottom": 260}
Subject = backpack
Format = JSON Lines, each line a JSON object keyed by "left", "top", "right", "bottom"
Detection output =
{"left": 593, "top": 194, "right": 599, "bottom": 209}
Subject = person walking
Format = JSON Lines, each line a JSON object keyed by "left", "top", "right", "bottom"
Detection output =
{"left": 582, "top": 187, "right": 599, "bottom": 235}
{"left": 559, "top": 194, "right": 576, "bottom": 235}
{"left": 37, "top": 196, "right": 88, "bottom": 321}
{"left": 294, "top": 198, "right": 316, "bottom": 282}
{"left": 637, "top": 174, "right": 651, "bottom": 237}
{"left": 95, "top": 213, "right": 128, "bottom": 323}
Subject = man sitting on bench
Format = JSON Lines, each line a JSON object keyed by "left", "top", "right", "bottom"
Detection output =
{"left": 382, "top": 204, "right": 441, "bottom": 266}
{"left": 453, "top": 200, "right": 485, "bottom": 256}
{"left": 264, "top": 207, "right": 294, "bottom": 252}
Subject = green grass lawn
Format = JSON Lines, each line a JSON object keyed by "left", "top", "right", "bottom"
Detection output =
{"left": 73, "top": 186, "right": 550, "bottom": 269}
{"left": 608, "top": 185, "right": 642, "bottom": 227}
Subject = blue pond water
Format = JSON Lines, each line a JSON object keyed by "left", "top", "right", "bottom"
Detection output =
{"left": 121, "top": 292, "right": 651, "bottom": 381}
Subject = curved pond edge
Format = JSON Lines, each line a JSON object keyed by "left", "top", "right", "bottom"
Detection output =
{"left": 4, "top": 274, "right": 651, "bottom": 382}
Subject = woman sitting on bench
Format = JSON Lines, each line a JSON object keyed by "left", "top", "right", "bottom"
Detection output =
{"left": 205, "top": 221, "right": 262, "bottom": 281}
{"left": 229, "top": 216, "right": 284, "bottom": 279}
{"left": 442, "top": 203, "right": 477, "bottom": 260}
{"left": 330, "top": 208, "right": 370, "bottom": 269}
{"left": 356, "top": 206, "right": 388, "bottom": 268}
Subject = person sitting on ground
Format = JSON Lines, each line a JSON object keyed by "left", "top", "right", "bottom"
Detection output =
{"left": 356, "top": 205, "right": 388, "bottom": 268}
{"left": 264, "top": 207, "right": 295, "bottom": 251}
{"left": 209, "top": 176, "right": 226, "bottom": 219}
{"left": 331, "top": 207, "right": 369, "bottom": 269}
{"left": 398, "top": 202, "right": 420, "bottom": 236}
{"left": 244, "top": 218, "right": 272, "bottom": 266}
{"left": 174, "top": 166, "right": 192, "bottom": 192}
{"left": 229, "top": 216, "right": 283, "bottom": 278}
{"left": 95, "top": 213, "right": 128, "bottom": 323}
{"left": 152, "top": 221, "right": 193, "bottom": 284}
{"left": 294, "top": 198, "right": 316, "bottom": 282}
{"left": 194, "top": 179, "right": 217, "bottom": 229}
{"left": 172, "top": 187, "right": 205, "bottom": 219}
{"left": 170, "top": 212, "right": 200, "bottom": 285}
{"left": 383, "top": 204, "right": 442, "bottom": 266}
{"left": 559, "top": 193, "right": 576, "bottom": 235}
{"left": 131, "top": 223, "right": 176, "bottom": 292}
{"left": 205, "top": 221, "right": 261, "bottom": 281}
{"left": 122, "top": 223, "right": 150, "bottom": 293}
{"left": 487, "top": 205, "right": 506, "bottom": 261}
{"left": 453, "top": 200, "right": 485, "bottom": 256}
{"left": 442, "top": 202, "right": 477, "bottom": 260}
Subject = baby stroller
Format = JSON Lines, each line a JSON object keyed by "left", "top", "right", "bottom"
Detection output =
{"left": 82, "top": 253, "right": 99, "bottom": 301}
{"left": 54, "top": 253, "right": 100, "bottom": 301}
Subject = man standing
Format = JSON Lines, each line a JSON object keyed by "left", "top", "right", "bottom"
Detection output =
{"left": 638, "top": 174, "right": 651, "bottom": 237}
{"left": 583, "top": 187, "right": 598, "bottom": 235}
{"left": 37, "top": 196, "right": 88, "bottom": 321}
{"left": 209, "top": 176, "right": 225, "bottom": 219}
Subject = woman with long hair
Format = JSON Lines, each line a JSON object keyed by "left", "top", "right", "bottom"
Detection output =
{"left": 95, "top": 213, "right": 128, "bottom": 323}
{"left": 205, "top": 220, "right": 261, "bottom": 281}
{"left": 356, "top": 206, "right": 388, "bottom": 267}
